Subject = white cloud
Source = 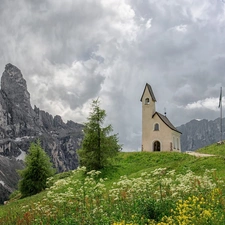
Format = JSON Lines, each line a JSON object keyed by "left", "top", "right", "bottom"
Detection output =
{"left": 185, "top": 97, "right": 223, "bottom": 111}
{"left": 145, "top": 18, "right": 152, "bottom": 29}
{"left": 175, "top": 24, "right": 187, "bottom": 32}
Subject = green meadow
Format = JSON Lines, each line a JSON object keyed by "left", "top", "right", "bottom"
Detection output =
{"left": 1, "top": 144, "right": 225, "bottom": 224}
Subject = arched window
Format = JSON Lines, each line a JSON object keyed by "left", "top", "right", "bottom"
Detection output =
{"left": 154, "top": 123, "right": 159, "bottom": 131}
{"left": 145, "top": 98, "right": 150, "bottom": 104}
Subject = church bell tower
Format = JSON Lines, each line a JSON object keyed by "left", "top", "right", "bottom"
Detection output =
{"left": 140, "top": 83, "right": 157, "bottom": 151}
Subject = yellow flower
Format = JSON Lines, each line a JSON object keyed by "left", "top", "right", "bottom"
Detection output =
{"left": 202, "top": 209, "right": 211, "bottom": 218}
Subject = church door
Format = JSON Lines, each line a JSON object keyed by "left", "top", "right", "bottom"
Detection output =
{"left": 153, "top": 141, "right": 160, "bottom": 151}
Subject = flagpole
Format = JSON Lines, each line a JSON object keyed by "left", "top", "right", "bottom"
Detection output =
{"left": 220, "top": 87, "right": 222, "bottom": 143}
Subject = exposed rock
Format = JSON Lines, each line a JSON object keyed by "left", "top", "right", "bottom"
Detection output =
{"left": 0, "top": 64, "right": 83, "bottom": 204}
{"left": 0, "top": 155, "right": 24, "bottom": 203}
{"left": 53, "top": 115, "right": 65, "bottom": 128}
{"left": 177, "top": 118, "right": 225, "bottom": 151}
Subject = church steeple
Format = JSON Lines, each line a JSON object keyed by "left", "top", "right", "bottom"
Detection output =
{"left": 140, "top": 83, "right": 157, "bottom": 116}
{"left": 140, "top": 83, "right": 156, "bottom": 102}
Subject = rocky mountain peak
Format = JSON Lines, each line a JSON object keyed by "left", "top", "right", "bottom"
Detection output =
{"left": 4, "top": 63, "right": 22, "bottom": 78}
{"left": 1, "top": 63, "right": 31, "bottom": 113}
{"left": 53, "top": 115, "right": 65, "bottom": 128}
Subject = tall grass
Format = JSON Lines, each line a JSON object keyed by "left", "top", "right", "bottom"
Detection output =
{"left": 1, "top": 151, "right": 225, "bottom": 224}
{"left": 1, "top": 166, "right": 225, "bottom": 224}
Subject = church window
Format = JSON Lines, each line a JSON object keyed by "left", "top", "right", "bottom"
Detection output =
{"left": 154, "top": 123, "right": 159, "bottom": 131}
{"left": 177, "top": 138, "right": 179, "bottom": 150}
{"left": 145, "top": 98, "right": 150, "bottom": 104}
{"left": 173, "top": 137, "right": 175, "bottom": 149}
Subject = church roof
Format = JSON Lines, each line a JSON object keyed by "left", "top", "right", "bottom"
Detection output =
{"left": 153, "top": 112, "right": 182, "bottom": 134}
{"left": 140, "top": 83, "right": 157, "bottom": 102}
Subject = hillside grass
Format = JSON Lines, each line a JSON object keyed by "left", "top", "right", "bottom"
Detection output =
{"left": 103, "top": 151, "right": 225, "bottom": 181}
{"left": 197, "top": 142, "right": 225, "bottom": 157}
{"left": 1, "top": 146, "right": 225, "bottom": 224}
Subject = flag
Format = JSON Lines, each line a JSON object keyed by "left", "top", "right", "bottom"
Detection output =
{"left": 219, "top": 87, "right": 222, "bottom": 108}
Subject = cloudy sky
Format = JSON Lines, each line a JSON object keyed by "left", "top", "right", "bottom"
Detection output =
{"left": 0, "top": 0, "right": 225, "bottom": 151}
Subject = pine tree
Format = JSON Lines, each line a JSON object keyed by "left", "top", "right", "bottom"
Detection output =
{"left": 78, "top": 99, "right": 121, "bottom": 171}
{"left": 18, "top": 140, "right": 55, "bottom": 197}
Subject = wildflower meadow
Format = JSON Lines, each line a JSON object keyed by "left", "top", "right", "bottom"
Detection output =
{"left": 1, "top": 165, "right": 225, "bottom": 224}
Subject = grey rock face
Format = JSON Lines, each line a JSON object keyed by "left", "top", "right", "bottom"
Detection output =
{"left": 0, "top": 64, "right": 83, "bottom": 204}
{"left": 1, "top": 64, "right": 33, "bottom": 116}
{"left": 0, "top": 155, "right": 24, "bottom": 203}
{"left": 177, "top": 118, "right": 225, "bottom": 151}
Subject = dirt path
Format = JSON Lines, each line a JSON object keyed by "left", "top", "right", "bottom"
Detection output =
{"left": 185, "top": 151, "right": 215, "bottom": 157}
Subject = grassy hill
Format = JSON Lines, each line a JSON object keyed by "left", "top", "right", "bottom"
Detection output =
{"left": 197, "top": 142, "right": 225, "bottom": 157}
{"left": 1, "top": 145, "right": 225, "bottom": 224}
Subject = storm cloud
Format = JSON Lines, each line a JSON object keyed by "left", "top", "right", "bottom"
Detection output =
{"left": 0, "top": 0, "right": 225, "bottom": 150}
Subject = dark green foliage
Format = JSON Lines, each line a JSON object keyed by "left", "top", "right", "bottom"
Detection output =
{"left": 137, "top": 198, "right": 175, "bottom": 222}
{"left": 78, "top": 99, "right": 121, "bottom": 171}
{"left": 18, "top": 140, "right": 55, "bottom": 197}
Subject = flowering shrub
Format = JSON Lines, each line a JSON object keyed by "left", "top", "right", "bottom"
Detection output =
{"left": 159, "top": 188, "right": 224, "bottom": 225}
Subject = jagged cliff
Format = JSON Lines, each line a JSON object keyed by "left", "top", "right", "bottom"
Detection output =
{"left": 177, "top": 118, "right": 225, "bottom": 151}
{"left": 0, "top": 64, "right": 83, "bottom": 204}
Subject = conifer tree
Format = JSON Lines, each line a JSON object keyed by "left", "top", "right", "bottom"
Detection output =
{"left": 78, "top": 99, "right": 121, "bottom": 171}
{"left": 18, "top": 140, "right": 55, "bottom": 197}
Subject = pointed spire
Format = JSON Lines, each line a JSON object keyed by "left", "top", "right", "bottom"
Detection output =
{"left": 140, "top": 83, "right": 157, "bottom": 102}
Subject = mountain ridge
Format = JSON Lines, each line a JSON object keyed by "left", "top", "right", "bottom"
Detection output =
{"left": 177, "top": 117, "right": 225, "bottom": 151}
{"left": 0, "top": 63, "right": 83, "bottom": 204}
